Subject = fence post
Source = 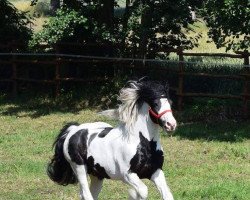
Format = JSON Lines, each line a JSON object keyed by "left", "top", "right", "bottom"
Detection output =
{"left": 242, "top": 50, "right": 249, "bottom": 118}
{"left": 177, "top": 48, "right": 184, "bottom": 111}
{"left": 11, "top": 41, "right": 17, "bottom": 97}
{"left": 55, "top": 45, "right": 60, "bottom": 97}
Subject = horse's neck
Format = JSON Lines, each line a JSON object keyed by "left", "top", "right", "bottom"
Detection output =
{"left": 133, "top": 103, "right": 159, "bottom": 141}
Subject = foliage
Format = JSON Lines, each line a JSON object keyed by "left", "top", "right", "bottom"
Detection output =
{"left": 203, "top": 0, "right": 250, "bottom": 51}
{"left": 30, "top": 1, "right": 51, "bottom": 17}
{"left": 29, "top": 8, "right": 112, "bottom": 49}
{"left": 29, "top": 0, "right": 205, "bottom": 57}
{"left": 0, "top": 0, "right": 32, "bottom": 45}
{"left": 9, "top": 0, "right": 250, "bottom": 53}
{"left": 122, "top": 0, "right": 203, "bottom": 58}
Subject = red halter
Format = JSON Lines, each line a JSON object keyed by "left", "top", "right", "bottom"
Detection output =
{"left": 149, "top": 108, "right": 172, "bottom": 124}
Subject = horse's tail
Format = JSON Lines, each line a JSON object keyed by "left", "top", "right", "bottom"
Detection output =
{"left": 47, "top": 122, "right": 79, "bottom": 186}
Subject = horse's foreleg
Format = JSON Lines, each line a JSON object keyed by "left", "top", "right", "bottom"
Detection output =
{"left": 89, "top": 175, "right": 103, "bottom": 200}
{"left": 124, "top": 173, "right": 148, "bottom": 200}
{"left": 71, "top": 164, "right": 94, "bottom": 200}
{"left": 151, "top": 169, "right": 174, "bottom": 200}
{"left": 128, "top": 188, "right": 139, "bottom": 200}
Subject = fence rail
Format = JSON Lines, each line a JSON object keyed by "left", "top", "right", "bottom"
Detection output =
{"left": 0, "top": 42, "right": 249, "bottom": 117}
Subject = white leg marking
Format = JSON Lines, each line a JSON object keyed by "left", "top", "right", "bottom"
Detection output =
{"left": 89, "top": 175, "right": 103, "bottom": 200}
{"left": 151, "top": 169, "right": 174, "bottom": 200}
{"left": 124, "top": 173, "right": 148, "bottom": 200}
{"left": 128, "top": 188, "right": 138, "bottom": 200}
{"left": 71, "top": 164, "right": 94, "bottom": 200}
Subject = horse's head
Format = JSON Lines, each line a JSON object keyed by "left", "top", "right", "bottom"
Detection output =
{"left": 148, "top": 97, "right": 177, "bottom": 132}
{"left": 137, "top": 78, "right": 177, "bottom": 132}
{"left": 115, "top": 77, "right": 177, "bottom": 135}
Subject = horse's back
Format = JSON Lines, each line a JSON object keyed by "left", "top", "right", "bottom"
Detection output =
{"left": 62, "top": 121, "right": 119, "bottom": 179}
{"left": 63, "top": 121, "right": 112, "bottom": 160}
{"left": 78, "top": 121, "right": 113, "bottom": 130}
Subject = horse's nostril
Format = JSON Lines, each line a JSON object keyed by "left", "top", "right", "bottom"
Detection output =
{"left": 166, "top": 122, "right": 176, "bottom": 131}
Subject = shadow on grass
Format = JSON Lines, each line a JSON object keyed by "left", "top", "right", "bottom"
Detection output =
{"left": 0, "top": 95, "right": 83, "bottom": 118}
{"left": 0, "top": 88, "right": 115, "bottom": 118}
{"left": 174, "top": 121, "right": 250, "bottom": 142}
{"left": 0, "top": 76, "right": 133, "bottom": 119}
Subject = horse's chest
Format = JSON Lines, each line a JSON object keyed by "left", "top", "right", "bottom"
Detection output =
{"left": 129, "top": 132, "right": 164, "bottom": 179}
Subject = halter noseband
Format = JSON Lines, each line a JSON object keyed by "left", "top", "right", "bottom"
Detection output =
{"left": 149, "top": 108, "right": 172, "bottom": 124}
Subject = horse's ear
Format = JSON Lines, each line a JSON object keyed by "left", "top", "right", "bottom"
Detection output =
{"left": 138, "top": 76, "right": 149, "bottom": 83}
{"left": 127, "top": 76, "right": 148, "bottom": 88}
{"left": 165, "top": 82, "right": 169, "bottom": 93}
{"left": 127, "top": 80, "right": 139, "bottom": 89}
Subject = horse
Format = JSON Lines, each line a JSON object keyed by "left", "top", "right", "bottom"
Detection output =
{"left": 47, "top": 78, "right": 177, "bottom": 200}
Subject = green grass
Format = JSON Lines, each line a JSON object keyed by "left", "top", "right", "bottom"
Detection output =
{"left": 0, "top": 95, "right": 249, "bottom": 200}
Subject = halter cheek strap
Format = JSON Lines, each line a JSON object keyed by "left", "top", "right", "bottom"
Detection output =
{"left": 149, "top": 108, "right": 172, "bottom": 124}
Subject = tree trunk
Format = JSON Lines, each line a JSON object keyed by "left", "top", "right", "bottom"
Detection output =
{"left": 99, "top": 0, "right": 114, "bottom": 32}
{"left": 50, "top": 0, "right": 60, "bottom": 15}
{"left": 121, "top": 0, "right": 130, "bottom": 56}
{"left": 139, "top": 5, "right": 152, "bottom": 59}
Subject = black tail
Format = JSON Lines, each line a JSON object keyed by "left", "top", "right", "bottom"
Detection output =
{"left": 47, "top": 122, "right": 79, "bottom": 185}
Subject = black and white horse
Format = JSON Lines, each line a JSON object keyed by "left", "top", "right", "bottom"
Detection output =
{"left": 47, "top": 78, "right": 177, "bottom": 200}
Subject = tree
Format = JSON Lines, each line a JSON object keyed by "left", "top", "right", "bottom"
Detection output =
{"left": 29, "top": 7, "right": 113, "bottom": 54}
{"left": 203, "top": 0, "right": 250, "bottom": 51}
{"left": 0, "top": 0, "right": 32, "bottom": 46}
{"left": 30, "top": 0, "right": 205, "bottom": 58}
{"left": 63, "top": 0, "right": 116, "bottom": 32}
{"left": 30, "top": 1, "right": 117, "bottom": 51}
{"left": 50, "top": 0, "right": 60, "bottom": 14}
{"left": 123, "top": 0, "right": 203, "bottom": 58}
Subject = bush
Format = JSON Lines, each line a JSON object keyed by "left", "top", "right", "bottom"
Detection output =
{"left": 29, "top": 8, "right": 112, "bottom": 50}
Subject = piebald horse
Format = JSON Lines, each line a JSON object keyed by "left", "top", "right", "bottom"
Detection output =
{"left": 47, "top": 78, "right": 177, "bottom": 200}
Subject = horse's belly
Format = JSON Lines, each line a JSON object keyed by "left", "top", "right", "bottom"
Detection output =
{"left": 87, "top": 135, "right": 138, "bottom": 180}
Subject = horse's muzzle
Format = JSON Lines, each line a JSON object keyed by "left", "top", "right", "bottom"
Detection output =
{"left": 163, "top": 121, "right": 177, "bottom": 132}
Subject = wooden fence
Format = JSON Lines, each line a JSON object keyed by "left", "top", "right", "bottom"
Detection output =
{"left": 176, "top": 49, "right": 250, "bottom": 117}
{"left": 0, "top": 42, "right": 249, "bottom": 116}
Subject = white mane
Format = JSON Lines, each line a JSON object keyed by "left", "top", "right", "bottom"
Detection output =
{"left": 117, "top": 82, "right": 139, "bottom": 135}
{"left": 99, "top": 81, "right": 140, "bottom": 135}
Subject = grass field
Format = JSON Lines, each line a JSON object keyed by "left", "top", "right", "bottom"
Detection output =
{"left": 0, "top": 96, "right": 249, "bottom": 200}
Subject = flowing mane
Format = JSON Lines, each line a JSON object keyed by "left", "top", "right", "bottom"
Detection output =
{"left": 117, "top": 81, "right": 140, "bottom": 134}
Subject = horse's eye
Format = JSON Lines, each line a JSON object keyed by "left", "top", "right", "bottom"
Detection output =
{"left": 152, "top": 100, "right": 159, "bottom": 108}
{"left": 154, "top": 102, "right": 159, "bottom": 107}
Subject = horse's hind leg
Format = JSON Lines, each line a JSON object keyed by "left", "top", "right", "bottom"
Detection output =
{"left": 90, "top": 175, "right": 103, "bottom": 200}
{"left": 71, "top": 163, "right": 94, "bottom": 200}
